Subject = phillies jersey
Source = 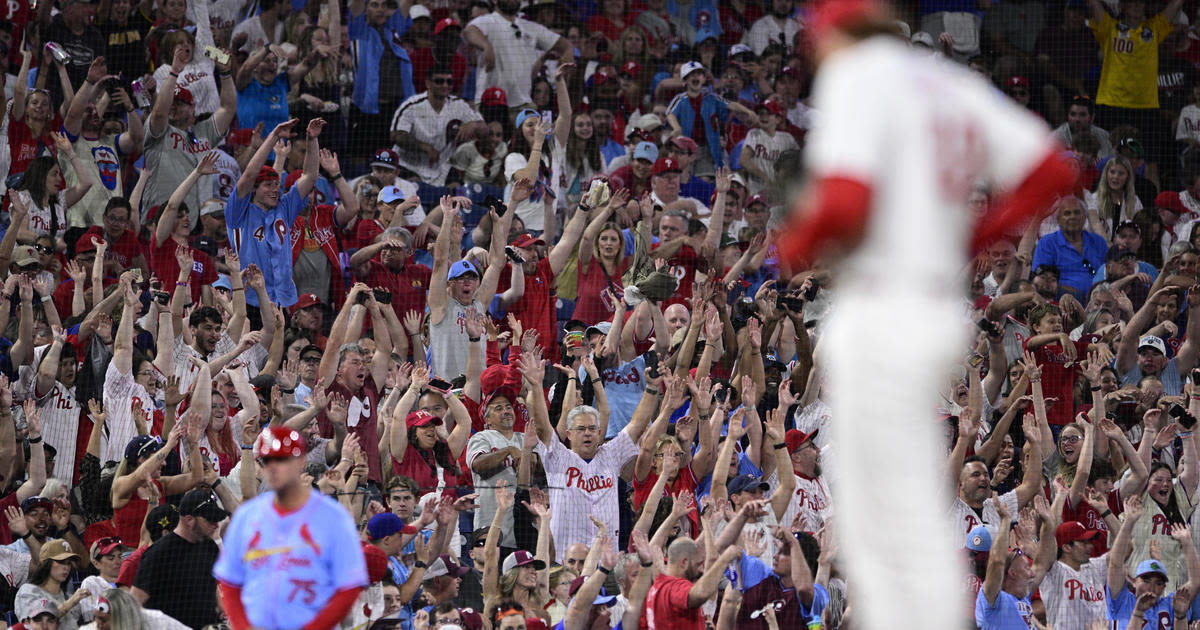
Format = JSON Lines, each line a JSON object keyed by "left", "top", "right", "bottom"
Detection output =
{"left": 1040, "top": 557, "right": 1107, "bottom": 630}
{"left": 19, "top": 352, "right": 81, "bottom": 483}
{"left": 1107, "top": 585, "right": 1176, "bottom": 630}
{"left": 213, "top": 491, "right": 367, "bottom": 629}
{"left": 101, "top": 362, "right": 157, "bottom": 465}
{"left": 946, "top": 491, "right": 1020, "bottom": 549}
{"left": 774, "top": 471, "right": 832, "bottom": 534}
{"left": 226, "top": 182, "right": 306, "bottom": 308}
{"left": 536, "top": 430, "right": 637, "bottom": 563}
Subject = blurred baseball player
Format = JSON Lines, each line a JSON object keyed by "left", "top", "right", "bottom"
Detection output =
{"left": 214, "top": 426, "right": 367, "bottom": 629}
{"left": 776, "top": 2, "right": 1075, "bottom": 629}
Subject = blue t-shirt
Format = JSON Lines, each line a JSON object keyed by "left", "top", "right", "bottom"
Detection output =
{"left": 226, "top": 181, "right": 306, "bottom": 307}
{"left": 1107, "top": 585, "right": 1174, "bottom": 630}
{"left": 975, "top": 589, "right": 1034, "bottom": 629}
{"left": 237, "top": 76, "right": 291, "bottom": 137}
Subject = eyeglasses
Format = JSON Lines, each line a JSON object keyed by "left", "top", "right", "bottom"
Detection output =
{"left": 572, "top": 425, "right": 600, "bottom": 433}
{"left": 34, "top": 245, "right": 54, "bottom": 254}
{"left": 136, "top": 370, "right": 156, "bottom": 378}
{"left": 429, "top": 77, "right": 453, "bottom": 85}
{"left": 1060, "top": 435, "right": 1082, "bottom": 445}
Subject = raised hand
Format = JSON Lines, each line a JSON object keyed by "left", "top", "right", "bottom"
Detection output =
{"left": 272, "top": 118, "right": 301, "bottom": 139}
{"left": 196, "top": 151, "right": 220, "bottom": 175}
{"left": 403, "top": 310, "right": 423, "bottom": 336}
{"left": 4, "top": 506, "right": 27, "bottom": 538}
{"left": 306, "top": 117, "right": 326, "bottom": 139}
{"left": 327, "top": 391, "right": 348, "bottom": 427}
{"left": 318, "top": 148, "right": 340, "bottom": 174}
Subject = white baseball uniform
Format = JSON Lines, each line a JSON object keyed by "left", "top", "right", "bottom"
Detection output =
{"left": 1039, "top": 557, "right": 1108, "bottom": 630}
{"left": 536, "top": 430, "right": 637, "bottom": 563}
{"left": 807, "top": 35, "right": 1057, "bottom": 630}
{"left": 739, "top": 128, "right": 799, "bottom": 195}
{"left": 19, "top": 351, "right": 81, "bottom": 483}
{"left": 946, "top": 492, "right": 1021, "bottom": 549}
{"left": 771, "top": 471, "right": 832, "bottom": 534}
{"left": 101, "top": 362, "right": 157, "bottom": 465}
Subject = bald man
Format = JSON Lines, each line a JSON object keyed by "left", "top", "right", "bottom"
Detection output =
{"left": 563, "top": 543, "right": 589, "bottom": 575}
{"left": 664, "top": 304, "right": 690, "bottom": 338}
{"left": 644, "top": 538, "right": 742, "bottom": 629}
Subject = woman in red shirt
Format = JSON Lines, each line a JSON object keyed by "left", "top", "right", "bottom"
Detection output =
{"left": 573, "top": 192, "right": 633, "bottom": 325}
{"left": 109, "top": 421, "right": 202, "bottom": 546}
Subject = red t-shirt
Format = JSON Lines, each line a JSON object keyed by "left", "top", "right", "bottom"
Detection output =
{"left": 148, "top": 236, "right": 218, "bottom": 304}
{"left": 1061, "top": 488, "right": 1122, "bottom": 556}
{"left": 356, "top": 219, "right": 385, "bottom": 250}
{"left": 687, "top": 96, "right": 707, "bottom": 149}
{"left": 7, "top": 113, "right": 61, "bottom": 179}
{"left": 632, "top": 465, "right": 700, "bottom": 535}
{"left": 642, "top": 573, "right": 703, "bottom": 630}
{"left": 116, "top": 544, "right": 150, "bottom": 587}
{"left": 608, "top": 165, "right": 650, "bottom": 198}
{"left": 391, "top": 443, "right": 459, "bottom": 497}
{"left": 1025, "top": 337, "right": 1090, "bottom": 426}
{"left": 573, "top": 257, "right": 627, "bottom": 326}
{"left": 497, "top": 258, "right": 558, "bottom": 362}
{"left": 84, "top": 227, "right": 142, "bottom": 271}
{"left": 53, "top": 276, "right": 117, "bottom": 321}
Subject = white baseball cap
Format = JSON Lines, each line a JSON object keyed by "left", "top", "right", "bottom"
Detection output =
{"left": 680, "top": 61, "right": 705, "bottom": 80}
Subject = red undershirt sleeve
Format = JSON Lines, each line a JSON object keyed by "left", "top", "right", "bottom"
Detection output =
{"left": 776, "top": 175, "right": 873, "bottom": 268}
{"left": 301, "top": 586, "right": 365, "bottom": 630}
{"left": 218, "top": 581, "right": 252, "bottom": 630}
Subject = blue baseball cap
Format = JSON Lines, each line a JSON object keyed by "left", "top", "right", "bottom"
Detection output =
{"left": 213, "top": 274, "right": 232, "bottom": 291}
{"left": 448, "top": 259, "right": 480, "bottom": 280}
{"left": 633, "top": 141, "right": 659, "bottom": 163}
{"left": 367, "top": 513, "right": 406, "bottom": 540}
{"left": 726, "top": 474, "right": 769, "bottom": 495}
{"left": 124, "top": 435, "right": 161, "bottom": 462}
{"left": 965, "top": 525, "right": 992, "bottom": 552}
{"left": 1136, "top": 559, "right": 1169, "bottom": 581}
{"left": 515, "top": 108, "right": 541, "bottom": 129}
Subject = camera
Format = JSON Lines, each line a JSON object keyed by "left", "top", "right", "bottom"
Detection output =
{"left": 373, "top": 288, "right": 392, "bottom": 305}
{"left": 977, "top": 317, "right": 1002, "bottom": 338}
{"left": 1169, "top": 403, "right": 1198, "bottom": 430}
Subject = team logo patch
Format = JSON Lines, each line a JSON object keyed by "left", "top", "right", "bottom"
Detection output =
{"left": 971, "top": 534, "right": 983, "bottom": 547}
{"left": 1141, "top": 27, "right": 1153, "bottom": 42}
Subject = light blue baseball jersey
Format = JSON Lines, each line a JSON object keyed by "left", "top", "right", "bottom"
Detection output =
{"left": 225, "top": 182, "right": 305, "bottom": 308}
{"left": 1107, "top": 585, "right": 1175, "bottom": 630}
{"left": 213, "top": 490, "right": 367, "bottom": 629}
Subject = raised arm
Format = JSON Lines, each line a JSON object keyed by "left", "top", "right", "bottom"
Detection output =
{"left": 295, "top": 118, "right": 325, "bottom": 200}
{"left": 1117, "top": 288, "right": 1174, "bottom": 374}
{"left": 1109, "top": 495, "right": 1143, "bottom": 595}
{"left": 1175, "top": 285, "right": 1200, "bottom": 373}
{"left": 237, "top": 119, "right": 299, "bottom": 193}
{"left": 112, "top": 277, "right": 140, "bottom": 375}
{"left": 982, "top": 503, "right": 1013, "bottom": 606}
{"left": 686, "top": 544, "right": 742, "bottom": 608}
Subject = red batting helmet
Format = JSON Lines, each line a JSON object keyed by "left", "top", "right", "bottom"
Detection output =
{"left": 255, "top": 426, "right": 307, "bottom": 459}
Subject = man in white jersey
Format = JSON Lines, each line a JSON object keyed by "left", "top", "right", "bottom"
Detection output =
{"left": 771, "top": 429, "right": 831, "bottom": 534}
{"left": 1041, "top": 521, "right": 1107, "bottom": 629}
{"left": 22, "top": 328, "right": 81, "bottom": 483}
{"left": 776, "top": 3, "right": 1075, "bottom": 629}
{"left": 524, "top": 351, "right": 656, "bottom": 562}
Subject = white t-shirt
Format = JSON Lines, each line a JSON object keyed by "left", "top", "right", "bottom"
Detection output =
{"left": 390, "top": 93, "right": 482, "bottom": 186}
{"left": 212, "top": 149, "right": 241, "bottom": 202}
{"left": 536, "top": 430, "right": 637, "bottom": 562}
{"left": 1039, "top": 557, "right": 1108, "bottom": 630}
{"left": 1179, "top": 104, "right": 1200, "bottom": 142}
{"left": 739, "top": 128, "right": 798, "bottom": 195}
{"left": 503, "top": 144, "right": 565, "bottom": 232}
{"left": 742, "top": 15, "right": 801, "bottom": 56}
{"left": 806, "top": 36, "right": 1053, "bottom": 298}
{"left": 467, "top": 12, "right": 561, "bottom": 107}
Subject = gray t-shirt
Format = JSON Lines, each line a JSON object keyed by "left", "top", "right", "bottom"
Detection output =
{"left": 293, "top": 248, "right": 331, "bottom": 304}
{"left": 467, "top": 429, "right": 523, "bottom": 548}
{"left": 143, "top": 117, "right": 223, "bottom": 226}
{"left": 429, "top": 297, "right": 486, "bottom": 380}
{"left": 15, "top": 583, "right": 80, "bottom": 630}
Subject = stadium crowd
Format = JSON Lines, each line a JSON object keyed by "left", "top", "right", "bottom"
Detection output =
{"left": 12, "top": 0, "right": 1200, "bottom": 629}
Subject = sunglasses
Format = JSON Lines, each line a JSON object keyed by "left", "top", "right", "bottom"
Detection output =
{"left": 34, "top": 245, "right": 53, "bottom": 254}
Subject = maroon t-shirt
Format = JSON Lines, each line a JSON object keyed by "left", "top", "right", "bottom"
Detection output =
{"left": 318, "top": 374, "right": 383, "bottom": 484}
{"left": 496, "top": 258, "right": 558, "bottom": 362}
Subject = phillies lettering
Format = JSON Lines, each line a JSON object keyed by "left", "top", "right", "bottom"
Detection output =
{"left": 1063, "top": 578, "right": 1103, "bottom": 601}
{"left": 565, "top": 467, "right": 614, "bottom": 492}
{"left": 1151, "top": 513, "right": 1172, "bottom": 535}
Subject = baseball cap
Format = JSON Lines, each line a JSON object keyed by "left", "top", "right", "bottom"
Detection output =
{"left": 911, "top": 31, "right": 935, "bottom": 47}
{"left": 75, "top": 235, "right": 99, "bottom": 255}
{"left": 719, "top": 233, "right": 744, "bottom": 250}
{"left": 1136, "top": 559, "right": 1169, "bottom": 581}
{"left": 145, "top": 504, "right": 180, "bottom": 540}
{"left": 406, "top": 410, "right": 443, "bottom": 429}
{"left": 255, "top": 165, "right": 279, "bottom": 184}
{"left": 409, "top": 4, "right": 432, "bottom": 20}
{"left": 633, "top": 141, "right": 659, "bottom": 163}
{"left": 784, "top": 429, "right": 818, "bottom": 455}
{"left": 619, "top": 60, "right": 641, "bottom": 77}
{"left": 20, "top": 496, "right": 54, "bottom": 513}
{"left": 424, "top": 554, "right": 471, "bottom": 580}
{"left": 300, "top": 344, "right": 323, "bottom": 361}
{"left": 179, "top": 489, "right": 229, "bottom": 522}
{"left": 434, "top": 17, "right": 461, "bottom": 35}
{"left": 363, "top": 543, "right": 390, "bottom": 583}
{"left": 459, "top": 608, "right": 483, "bottom": 630}
{"left": 729, "top": 43, "right": 753, "bottom": 57}
{"left": 378, "top": 185, "right": 406, "bottom": 204}
{"left": 726, "top": 474, "right": 769, "bottom": 495}
{"left": 965, "top": 525, "right": 993, "bottom": 552}
{"left": 480, "top": 365, "right": 508, "bottom": 396}
{"left": 515, "top": 108, "right": 541, "bottom": 130}
{"left": 481, "top": 86, "right": 507, "bottom": 108}
{"left": 482, "top": 385, "right": 518, "bottom": 413}
{"left": 1115, "top": 219, "right": 1141, "bottom": 235}
{"left": 1118, "top": 137, "right": 1145, "bottom": 159}
{"left": 1139, "top": 335, "right": 1168, "bottom": 356}
{"left": 1105, "top": 245, "right": 1137, "bottom": 262}
{"left": 668, "top": 136, "right": 698, "bottom": 154}
{"left": 585, "top": 321, "right": 612, "bottom": 337}
{"left": 284, "top": 169, "right": 303, "bottom": 192}
{"left": 567, "top": 576, "right": 618, "bottom": 605}
{"left": 89, "top": 536, "right": 125, "bottom": 561}
{"left": 367, "top": 512, "right": 414, "bottom": 540}
{"left": 200, "top": 199, "right": 225, "bottom": 217}
{"left": 757, "top": 99, "right": 786, "bottom": 117}
{"left": 23, "top": 600, "right": 58, "bottom": 622}
{"left": 39, "top": 538, "right": 78, "bottom": 563}
{"left": 255, "top": 425, "right": 307, "bottom": 459}
{"left": 510, "top": 233, "right": 546, "bottom": 249}
{"left": 173, "top": 86, "right": 194, "bottom": 105}
{"left": 746, "top": 193, "right": 769, "bottom": 208}
{"left": 124, "top": 435, "right": 161, "bottom": 463}
{"left": 1055, "top": 521, "right": 1101, "bottom": 547}
{"left": 448, "top": 259, "right": 480, "bottom": 280}
{"left": 12, "top": 245, "right": 39, "bottom": 267}
{"left": 1033, "top": 264, "right": 1060, "bottom": 278}
{"left": 779, "top": 65, "right": 803, "bottom": 80}
{"left": 729, "top": 172, "right": 748, "bottom": 190}
{"left": 1006, "top": 76, "right": 1030, "bottom": 90}
{"left": 371, "top": 148, "right": 399, "bottom": 170}
{"left": 290, "top": 293, "right": 323, "bottom": 314}
{"left": 695, "top": 25, "right": 718, "bottom": 44}
{"left": 591, "top": 68, "right": 615, "bottom": 86}
{"left": 652, "top": 157, "right": 681, "bottom": 176}
{"left": 1156, "top": 191, "right": 1187, "bottom": 214}
{"left": 680, "top": 61, "right": 705, "bottom": 79}
{"left": 470, "top": 528, "right": 491, "bottom": 548}
{"left": 501, "top": 549, "right": 547, "bottom": 574}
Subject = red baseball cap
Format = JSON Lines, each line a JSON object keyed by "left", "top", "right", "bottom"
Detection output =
{"left": 1156, "top": 190, "right": 1187, "bottom": 215}
{"left": 510, "top": 232, "right": 546, "bottom": 249}
{"left": 406, "top": 410, "right": 443, "bottom": 429}
{"left": 779, "top": 65, "right": 804, "bottom": 80}
{"left": 483, "top": 385, "right": 519, "bottom": 413}
{"left": 1006, "top": 75, "right": 1030, "bottom": 90}
{"left": 746, "top": 193, "right": 769, "bottom": 208}
{"left": 785, "top": 429, "right": 818, "bottom": 454}
{"left": 620, "top": 60, "right": 641, "bottom": 77}
{"left": 284, "top": 169, "right": 303, "bottom": 191}
{"left": 227, "top": 127, "right": 254, "bottom": 147}
{"left": 255, "top": 426, "right": 307, "bottom": 459}
{"left": 433, "top": 17, "right": 461, "bottom": 36}
{"left": 757, "top": 99, "right": 786, "bottom": 117}
{"left": 173, "top": 86, "right": 194, "bottom": 105}
{"left": 592, "top": 68, "right": 615, "bottom": 85}
{"left": 481, "top": 86, "right": 507, "bottom": 108}
{"left": 290, "top": 293, "right": 322, "bottom": 313}
{"left": 76, "top": 231, "right": 101, "bottom": 253}
{"left": 652, "top": 157, "right": 681, "bottom": 176}
{"left": 256, "top": 165, "right": 280, "bottom": 184}
{"left": 1055, "top": 521, "right": 1100, "bottom": 547}
{"left": 668, "top": 136, "right": 698, "bottom": 153}
{"left": 362, "top": 543, "right": 390, "bottom": 583}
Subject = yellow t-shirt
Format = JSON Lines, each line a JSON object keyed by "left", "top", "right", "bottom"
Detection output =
{"left": 1092, "top": 12, "right": 1172, "bottom": 109}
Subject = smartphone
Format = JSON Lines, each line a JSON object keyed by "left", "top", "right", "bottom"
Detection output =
{"left": 373, "top": 288, "right": 392, "bottom": 305}
{"left": 540, "top": 110, "right": 553, "bottom": 131}
{"left": 483, "top": 194, "right": 507, "bottom": 217}
{"left": 203, "top": 45, "right": 230, "bottom": 65}
{"left": 505, "top": 246, "right": 525, "bottom": 264}
{"left": 153, "top": 291, "right": 170, "bottom": 306}
{"left": 776, "top": 295, "right": 804, "bottom": 312}
{"left": 132, "top": 268, "right": 143, "bottom": 283}
{"left": 428, "top": 377, "right": 453, "bottom": 393}
{"left": 1170, "top": 403, "right": 1199, "bottom": 430}
{"left": 356, "top": 292, "right": 369, "bottom": 305}
{"left": 802, "top": 279, "right": 819, "bottom": 302}
{"left": 645, "top": 349, "right": 660, "bottom": 379}
{"left": 977, "top": 317, "right": 1002, "bottom": 338}
{"left": 967, "top": 353, "right": 985, "bottom": 369}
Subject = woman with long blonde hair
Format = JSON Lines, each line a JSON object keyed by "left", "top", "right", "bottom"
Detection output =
{"left": 1090, "top": 156, "right": 1142, "bottom": 236}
